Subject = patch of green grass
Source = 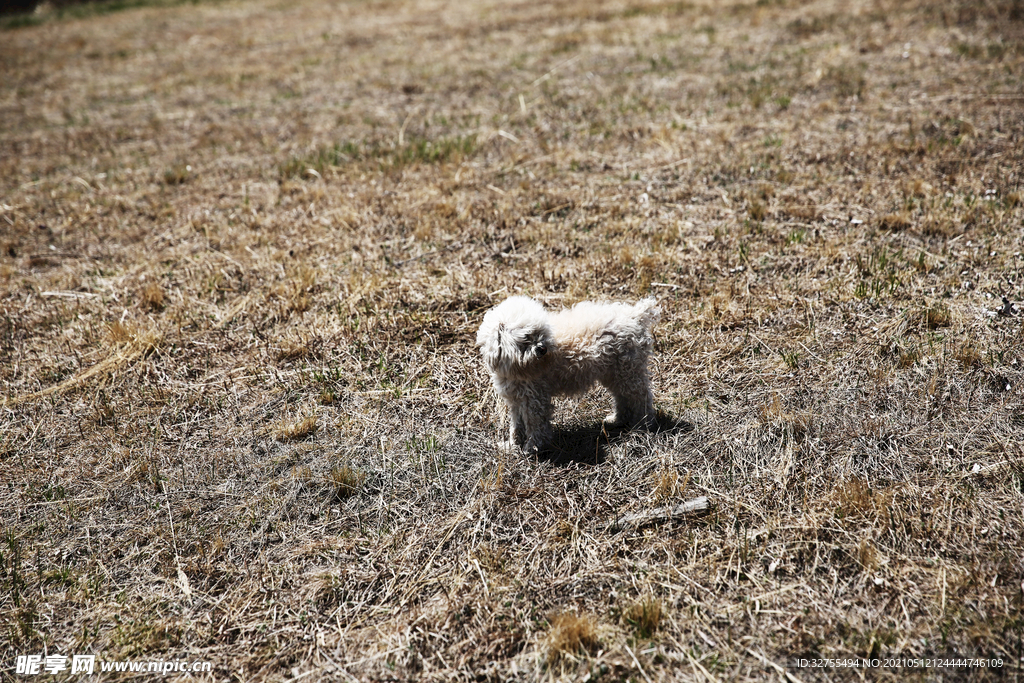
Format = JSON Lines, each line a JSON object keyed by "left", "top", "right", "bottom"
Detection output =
{"left": 853, "top": 247, "right": 903, "bottom": 299}
{"left": 394, "top": 134, "right": 477, "bottom": 167}
{"left": 2, "top": 530, "right": 26, "bottom": 608}
{"left": 621, "top": 1, "right": 693, "bottom": 19}
{"left": 280, "top": 134, "right": 477, "bottom": 178}
{"left": 405, "top": 434, "right": 440, "bottom": 453}
{"left": 781, "top": 349, "right": 801, "bottom": 370}
{"left": 824, "top": 64, "right": 866, "bottom": 99}
{"left": 111, "top": 616, "right": 182, "bottom": 657}
{"left": 43, "top": 565, "right": 76, "bottom": 588}
{"left": 955, "top": 41, "right": 1015, "bottom": 61}
{"left": 279, "top": 141, "right": 361, "bottom": 178}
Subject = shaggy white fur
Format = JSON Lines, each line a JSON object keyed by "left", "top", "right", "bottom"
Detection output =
{"left": 476, "top": 295, "right": 660, "bottom": 453}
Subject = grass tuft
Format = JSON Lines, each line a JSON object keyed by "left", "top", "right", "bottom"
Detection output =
{"left": 747, "top": 199, "right": 768, "bottom": 222}
{"left": 275, "top": 416, "right": 317, "bottom": 442}
{"left": 140, "top": 281, "right": 165, "bottom": 311}
{"left": 924, "top": 304, "right": 952, "bottom": 329}
{"left": 328, "top": 464, "right": 364, "bottom": 499}
{"left": 276, "top": 344, "right": 310, "bottom": 362}
{"left": 879, "top": 212, "right": 912, "bottom": 231}
{"left": 953, "top": 344, "right": 982, "bottom": 369}
{"left": 652, "top": 467, "right": 680, "bottom": 502}
{"left": 623, "top": 597, "right": 663, "bottom": 639}
{"left": 162, "top": 163, "right": 191, "bottom": 185}
{"left": 824, "top": 64, "right": 866, "bottom": 99}
{"left": 546, "top": 612, "right": 599, "bottom": 665}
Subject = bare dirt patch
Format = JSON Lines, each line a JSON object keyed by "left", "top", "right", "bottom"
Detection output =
{"left": 2, "top": 0, "right": 1023, "bottom": 680}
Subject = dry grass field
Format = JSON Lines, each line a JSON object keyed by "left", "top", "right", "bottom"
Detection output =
{"left": 2, "top": 0, "right": 1024, "bottom": 679}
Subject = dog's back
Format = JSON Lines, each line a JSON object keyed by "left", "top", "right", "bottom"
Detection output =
{"left": 551, "top": 297, "right": 660, "bottom": 349}
{"left": 629, "top": 297, "right": 661, "bottom": 334}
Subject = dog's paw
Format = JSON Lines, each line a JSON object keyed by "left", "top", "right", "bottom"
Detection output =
{"left": 603, "top": 413, "right": 625, "bottom": 429}
{"left": 523, "top": 435, "right": 550, "bottom": 455}
{"left": 604, "top": 412, "right": 655, "bottom": 431}
{"left": 524, "top": 440, "right": 548, "bottom": 456}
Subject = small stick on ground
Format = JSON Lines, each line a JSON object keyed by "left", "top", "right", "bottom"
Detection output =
{"left": 606, "top": 496, "right": 711, "bottom": 532}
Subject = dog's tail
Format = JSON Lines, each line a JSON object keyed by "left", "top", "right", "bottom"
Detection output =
{"left": 633, "top": 297, "right": 661, "bottom": 333}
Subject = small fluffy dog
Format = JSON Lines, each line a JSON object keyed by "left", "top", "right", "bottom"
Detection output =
{"left": 477, "top": 295, "right": 660, "bottom": 453}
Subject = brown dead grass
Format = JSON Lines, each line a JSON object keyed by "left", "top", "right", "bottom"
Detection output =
{"left": 328, "top": 464, "right": 364, "bottom": 500}
{"left": 2, "top": 0, "right": 1024, "bottom": 680}
{"left": 547, "top": 613, "right": 600, "bottom": 666}
{"left": 275, "top": 415, "right": 317, "bottom": 442}
{"left": 623, "top": 597, "right": 663, "bottom": 640}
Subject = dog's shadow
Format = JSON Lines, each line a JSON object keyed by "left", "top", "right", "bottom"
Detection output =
{"left": 538, "top": 412, "right": 694, "bottom": 466}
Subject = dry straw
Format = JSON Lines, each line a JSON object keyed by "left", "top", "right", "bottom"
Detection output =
{"left": 1, "top": 0, "right": 1022, "bottom": 680}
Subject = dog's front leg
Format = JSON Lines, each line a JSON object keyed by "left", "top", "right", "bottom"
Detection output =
{"left": 510, "top": 405, "right": 527, "bottom": 447}
{"left": 521, "top": 392, "right": 553, "bottom": 454}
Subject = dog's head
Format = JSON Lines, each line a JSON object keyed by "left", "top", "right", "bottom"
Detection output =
{"left": 476, "top": 296, "right": 553, "bottom": 377}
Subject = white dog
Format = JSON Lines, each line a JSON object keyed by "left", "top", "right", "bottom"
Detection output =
{"left": 476, "top": 295, "right": 660, "bottom": 453}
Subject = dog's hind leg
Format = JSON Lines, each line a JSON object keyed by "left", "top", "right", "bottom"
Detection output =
{"left": 601, "top": 362, "right": 655, "bottom": 430}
